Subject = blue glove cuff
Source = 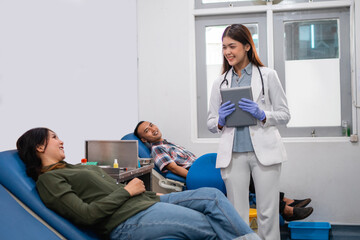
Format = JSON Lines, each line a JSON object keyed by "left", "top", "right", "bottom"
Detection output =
{"left": 218, "top": 117, "right": 226, "bottom": 127}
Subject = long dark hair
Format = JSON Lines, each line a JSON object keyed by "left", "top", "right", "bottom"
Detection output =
{"left": 16, "top": 127, "right": 50, "bottom": 181}
{"left": 222, "top": 24, "right": 264, "bottom": 74}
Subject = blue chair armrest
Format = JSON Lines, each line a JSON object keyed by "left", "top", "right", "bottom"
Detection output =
{"left": 153, "top": 165, "right": 186, "bottom": 183}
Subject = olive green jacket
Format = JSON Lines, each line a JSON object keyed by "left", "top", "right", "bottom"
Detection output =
{"left": 36, "top": 164, "right": 160, "bottom": 236}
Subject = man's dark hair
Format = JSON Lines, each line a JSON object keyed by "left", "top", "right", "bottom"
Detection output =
{"left": 134, "top": 121, "right": 145, "bottom": 139}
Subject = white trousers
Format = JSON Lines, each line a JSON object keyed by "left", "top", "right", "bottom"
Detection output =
{"left": 221, "top": 152, "right": 281, "bottom": 240}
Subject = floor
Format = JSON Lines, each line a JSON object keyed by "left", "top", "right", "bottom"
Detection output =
{"left": 280, "top": 224, "right": 360, "bottom": 240}
{"left": 151, "top": 175, "right": 360, "bottom": 240}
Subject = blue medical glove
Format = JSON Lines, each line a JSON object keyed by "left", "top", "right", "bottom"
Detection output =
{"left": 239, "top": 98, "right": 266, "bottom": 121}
{"left": 218, "top": 100, "right": 235, "bottom": 127}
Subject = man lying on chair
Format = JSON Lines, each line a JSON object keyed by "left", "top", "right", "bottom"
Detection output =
{"left": 134, "top": 121, "right": 313, "bottom": 222}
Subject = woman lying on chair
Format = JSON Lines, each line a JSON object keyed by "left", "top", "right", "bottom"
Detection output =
{"left": 16, "top": 127, "right": 260, "bottom": 240}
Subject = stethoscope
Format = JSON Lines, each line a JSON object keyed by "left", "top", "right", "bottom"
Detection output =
{"left": 220, "top": 65, "right": 265, "bottom": 103}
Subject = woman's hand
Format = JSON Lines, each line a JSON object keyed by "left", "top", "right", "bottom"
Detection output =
{"left": 239, "top": 98, "right": 265, "bottom": 121}
{"left": 218, "top": 100, "right": 235, "bottom": 127}
{"left": 124, "top": 178, "right": 146, "bottom": 196}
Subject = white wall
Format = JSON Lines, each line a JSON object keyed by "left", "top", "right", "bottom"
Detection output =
{"left": 138, "top": 0, "right": 360, "bottom": 224}
{"left": 0, "top": 0, "right": 138, "bottom": 163}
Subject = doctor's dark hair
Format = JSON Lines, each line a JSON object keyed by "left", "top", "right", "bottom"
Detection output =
{"left": 134, "top": 121, "right": 145, "bottom": 139}
{"left": 221, "top": 24, "right": 264, "bottom": 74}
{"left": 16, "top": 127, "right": 51, "bottom": 181}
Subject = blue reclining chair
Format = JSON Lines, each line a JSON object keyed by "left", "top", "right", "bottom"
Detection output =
{"left": 0, "top": 184, "right": 61, "bottom": 240}
{"left": 0, "top": 150, "right": 100, "bottom": 240}
{"left": 186, "top": 153, "right": 260, "bottom": 204}
{"left": 121, "top": 133, "right": 186, "bottom": 191}
{"left": 121, "top": 133, "right": 228, "bottom": 194}
{"left": 185, "top": 153, "right": 226, "bottom": 195}
{"left": 186, "top": 153, "right": 284, "bottom": 225}
{"left": 118, "top": 137, "right": 284, "bottom": 226}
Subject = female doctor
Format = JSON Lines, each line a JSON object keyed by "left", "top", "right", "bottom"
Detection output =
{"left": 207, "top": 24, "right": 290, "bottom": 240}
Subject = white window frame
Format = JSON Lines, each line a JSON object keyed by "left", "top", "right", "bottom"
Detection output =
{"left": 192, "top": 0, "right": 357, "bottom": 142}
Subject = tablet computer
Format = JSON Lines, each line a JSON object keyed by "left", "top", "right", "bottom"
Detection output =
{"left": 220, "top": 86, "right": 257, "bottom": 127}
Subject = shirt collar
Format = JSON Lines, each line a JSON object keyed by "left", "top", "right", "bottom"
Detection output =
{"left": 231, "top": 63, "right": 252, "bottom": 77}
{"left": 151, "top": 139, "right": 169, "bottom": 146}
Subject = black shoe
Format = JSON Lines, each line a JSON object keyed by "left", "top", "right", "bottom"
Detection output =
{"left": 283, "top": 207, "right": 314, "bottom": 221}
{"left": 288, "top": 198, "right": 311, "bottom": 208}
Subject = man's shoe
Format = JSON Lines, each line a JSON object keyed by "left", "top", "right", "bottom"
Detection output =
{"left": 283, "top": 207, "right": 314, "bottom": 221}
{"left": 288, "top": 198, "right": 311, "bottom": 208}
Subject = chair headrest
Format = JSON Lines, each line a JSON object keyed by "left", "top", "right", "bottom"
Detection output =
{"left": 121, "top": 133, "right": 151, "bottom": 158}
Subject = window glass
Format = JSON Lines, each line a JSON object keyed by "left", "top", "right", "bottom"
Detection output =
{"left": 195, "top": 13, "right": 267, "bottom": 138}
{"left": 284, "top": 19, "right": 341, "bottom": 128}
{"left": 196, "top": 6, "right": 351, "bottom": 138}
{"left": 274, "top": 8, "right": 351, "bottom": 137}
{"left": 285, "top": 20, "right": 339, "bottom": 60}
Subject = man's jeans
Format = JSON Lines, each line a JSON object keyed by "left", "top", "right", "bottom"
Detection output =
{"left": 110, "top": 187, "right": 260, "bottom": 240}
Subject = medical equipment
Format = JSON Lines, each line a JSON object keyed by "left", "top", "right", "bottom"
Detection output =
{"left": 221, "top": 86, "right": 257, "bottom": 127}
{"left": 220, "top": 65, "right": 265, "bottom": 103}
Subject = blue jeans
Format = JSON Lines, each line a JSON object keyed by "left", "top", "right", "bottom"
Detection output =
{"left": 110, "top": 187, "right": 260, "bottom": 240}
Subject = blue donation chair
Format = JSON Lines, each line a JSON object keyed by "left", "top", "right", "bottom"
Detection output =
{"left": 0, "top": 150, "right": 100, "bottom": 240}
{"left": 0, "top": 184, "right": 60, "bottom": 240}
{"left": 122, "top": 133, "right": 186, "bottom": 191}
{"left": 120, "top": 134, "right": 284, "bottom": 226}
{"left": 121, "top": 133, "right": 226, "bottom": 195}
{"left": 185, "top": 152, "right": 226, "bottom": 194}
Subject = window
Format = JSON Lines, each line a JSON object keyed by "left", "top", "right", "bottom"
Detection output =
{"left": 274, "top": 8, "right": 351, "bottom": 137}
{"left": 195, "top": 13, "right": 267, "bottom": 138}
{"left": 195, "top": 1, "right": 352, "bottom": 138}
{"left": 285, "top": 20, "right": 339, "bottom": 61}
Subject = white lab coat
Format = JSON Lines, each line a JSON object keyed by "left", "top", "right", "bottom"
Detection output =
{"left": 207, "top": 65, "right": 290, "bottom": 168}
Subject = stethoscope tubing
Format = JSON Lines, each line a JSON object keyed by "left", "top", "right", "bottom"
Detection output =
{"left": 220, "top": 65, "right": 265, "bottom": 97}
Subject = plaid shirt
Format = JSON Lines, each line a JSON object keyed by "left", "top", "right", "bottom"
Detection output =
{"left": 151, "top": 140, "right": 196, "bottom": 172}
